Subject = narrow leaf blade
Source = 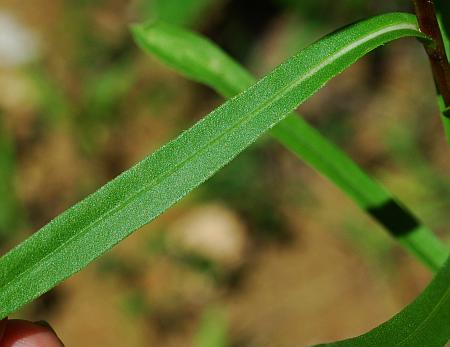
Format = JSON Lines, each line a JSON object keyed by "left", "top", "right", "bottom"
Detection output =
{"left": 131, "top": 15, "right": 448, "bottom": 270}
{"left": 0, "top": 13, "right": 429, "bottom": 318}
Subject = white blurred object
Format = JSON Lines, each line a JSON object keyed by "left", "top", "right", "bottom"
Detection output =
{"left": 169, "top": 204, "right": 248, "bottom": 269}
{"left": 0, "top": 11, "right": 39, "bottom": 67}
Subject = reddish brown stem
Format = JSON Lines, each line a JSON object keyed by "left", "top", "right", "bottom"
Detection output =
{"left": 413, "top": 0, "right": 450, "bottom": 106}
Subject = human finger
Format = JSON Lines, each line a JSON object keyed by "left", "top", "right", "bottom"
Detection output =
{"left": 0, "top": 319, "right": 63, "bottom": 347}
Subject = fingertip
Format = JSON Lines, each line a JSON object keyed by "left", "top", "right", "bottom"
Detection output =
{"left": 0, "top": 319, "right": 63, "bottom": 347}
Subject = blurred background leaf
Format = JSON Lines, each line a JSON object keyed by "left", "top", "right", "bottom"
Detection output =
{"left": 0, "top": 115, "right": 24, "bottom": 241}
{"left": 194, "top": 306, "right": 228, "bottom": 347}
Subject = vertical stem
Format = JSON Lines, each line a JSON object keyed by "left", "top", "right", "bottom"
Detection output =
{"left": 413, "top": 0, "right": 450, "bottom": 107}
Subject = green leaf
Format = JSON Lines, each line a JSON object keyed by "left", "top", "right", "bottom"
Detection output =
{"left": 0, "top": 12, "right": 431, "bottom": 318}
{"left": 436, "top": 0, "right": 450, "bottom": 60}
{"left": 131, "top": 16, "right": 449, "bottom": 270}
{"left": 313, "top": 255, "right": 450, "bottom": 346}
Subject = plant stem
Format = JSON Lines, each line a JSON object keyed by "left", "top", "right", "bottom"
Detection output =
{"left": 413, "top": 0, "right": 450, "bottom": 107}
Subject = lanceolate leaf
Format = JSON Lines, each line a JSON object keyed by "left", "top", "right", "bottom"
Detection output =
{"left": 313, "top": 255, "right": 450, "bottom": 347}
{"left": 131, "top": 15, "right": 449, "bottom": 270}
{"left": 0, "top": 13, "right": 432, "bottom": 318}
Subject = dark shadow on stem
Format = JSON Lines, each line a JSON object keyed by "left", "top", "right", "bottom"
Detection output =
{"left": 367, "top": 199, "right": 420, "bottom": 237}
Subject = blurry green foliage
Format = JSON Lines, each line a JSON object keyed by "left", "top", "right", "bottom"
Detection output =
{"left": 194, "top": 306, "right": 228, "bottom": 347}
{"left": 84, "top": 60, "right": 136, "bottom": 121}
{"left": 147, "top": 230, "right": 230, "bottom": 283}
{"left": 97, "top": 254, "right": 139, "bottom": 278}
{"left": 140, "top": 0, "right": 217, "bottom": 27}
{"left": 277, "top": 0, "right": 412, "bottom": 22}
{"left": 384, "top": 121, "right": 450, "bottom": 232}
{"left": 144, "top": 82, "right": 178, "bottom": 116}
{"left": 0, "top": 116, "right": 23, "bottom": 241}
{"left": 201, "top": 144, "right": 288, "bottom": 242}
{"left": 147, "top": 229, "right": 169, "bottom": 256}
{"left": 175, "top": 253, "right": 222, "bottom": 282}
{"left": 342, "top": 218, "right": 396, "bottom": 268}
{"left": 29, "top": 66, "right": 72, "bottom": 125}
{"left": 278, "top": 0, "right": 365, "bottom": 19}
{"left": 122, "top": 290, "right": 150, "bottom": 317}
